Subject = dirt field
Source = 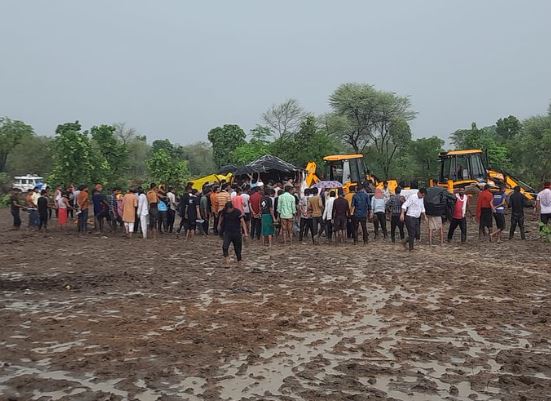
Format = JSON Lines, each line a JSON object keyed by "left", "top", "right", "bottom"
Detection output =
{"left": 1, "top": 208, "right": 550, "bottom": 401}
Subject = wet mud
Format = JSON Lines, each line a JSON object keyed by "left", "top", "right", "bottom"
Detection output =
{"left": 0, "top": 209, "right": 550, "bottom": 400}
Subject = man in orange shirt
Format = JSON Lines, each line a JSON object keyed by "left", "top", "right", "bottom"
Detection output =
{"left": 210, "top": 185, "right": 220, "bottom": 234}
{"left": 77, "top": 185, "right": 90, "bottom": 233}
{"left": 476, "top": 184, "right": 493, "bottom": 240}
{"left": 146, "top": 183, "right": 159, "bottom": 235}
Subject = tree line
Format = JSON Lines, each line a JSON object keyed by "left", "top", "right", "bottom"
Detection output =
{"left": 0, "top": 83, "right": 549, "bottom": 192}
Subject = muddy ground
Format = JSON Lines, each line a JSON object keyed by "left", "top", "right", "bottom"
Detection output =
{"left": 0, "top": 208, "right": 550, "bottom": 401}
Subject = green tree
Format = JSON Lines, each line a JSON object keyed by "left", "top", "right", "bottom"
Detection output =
{"left": 90, "top": 124, "right": 128, "bottom": 183}
{"left": 406, "top": 136, "right": 444, "bottom": 178}
{"left": 207, "top": 124, "right": 246, "bottom": 168}
{"left": 495, "top": 115, "right": 522, "bottom": 141}
{"left": 262, "top": 99, "right": 305, "bottom": 138}
{"left": 329, "top": 83, "right": 415, "bottom": 175}
{"left": 7, "top": 135, "right": 53, "bottom": 176}
{"left": 269, "top": 115, "right": 342, "bottom": 168}
{"left": 514, "top": 114, "right": 551, "bottom": 185}
{"left": 145, "top": 148, "right": 190, "bottom": 189}
{"left": 0, "top": 117, "right": 34, "bottom": 172}
{"left": 49, "top": 121, "right": 109, "bottom": 186}
{"left": 231, "top": 125, "right": 272, "bottom": 165}
{"left": 126, "top": 135, "right": 150, "bottom": 182}
{"left": 450, "top": 123, "right": 511, "bottom": 168}
{"left": 178, "top": 142, "right": 216, "bottom": 177}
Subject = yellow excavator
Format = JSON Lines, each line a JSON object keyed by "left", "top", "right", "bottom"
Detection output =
{"left": 437, "top": 149, "right": 536, "bottom": 201}
{"left": 306, "top": 154, "right": 399, "bottom": 193}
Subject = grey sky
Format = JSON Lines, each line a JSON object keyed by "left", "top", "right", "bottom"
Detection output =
{"left": 1, "top": 1, "right": 550, "bottom": 146}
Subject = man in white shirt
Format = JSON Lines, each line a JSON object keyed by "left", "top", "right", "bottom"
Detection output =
{"left": 322, "top": 190, "right": 336, "bottom": 242}
{"left": 536, "top": 181, "right": 551, "bottom": 228}
{"left": 166, "top": 187, "right": 177, "bottom": 233}
{"left": 400, "top": 188, "right": 427, "bottom": 251}
{"left": 137, "top": 187, "right": 149, "bottom": 239}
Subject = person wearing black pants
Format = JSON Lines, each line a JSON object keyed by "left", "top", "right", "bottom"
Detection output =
{"left": 373, "top": 212, "right": 388, "bottom": 238}
{"left": 390, "top": 214, "right": 404, "bottom": 242}
{"left": 218, "top": 201, "right": 248, "bottom": 267}
{"left": 447, "top": 188, "right": 468, "bottom": 243}
{"left": 250, "top": 216, "right": 261, "bottom": 240}
{"left": 448, "top": 217, "right": 467, "bottom": 242}
{"left": 508, "top": 185, "right": 526, "bottom": 240}
{"left": 37, "top": 190, "right": 49, "bottom": 232}
{"left": 400, "top": 188, "right": 427, "bottom": 251}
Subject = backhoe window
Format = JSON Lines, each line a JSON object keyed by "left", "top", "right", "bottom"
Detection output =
{"left": 470, "top": 154, "right": 486, "bottom": 179}
{"left": 349, "top": 159, "right": 362, "bottom": 183}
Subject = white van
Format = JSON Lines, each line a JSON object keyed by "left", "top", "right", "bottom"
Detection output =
{"left": 13, "top": 174, "right": 46, "bottom": 191}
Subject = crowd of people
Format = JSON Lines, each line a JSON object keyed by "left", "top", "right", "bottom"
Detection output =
{"left": 7, "top": 178, "right": 551, "bottom": 265}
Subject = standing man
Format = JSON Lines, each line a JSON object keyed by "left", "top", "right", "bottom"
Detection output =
{"left": 249, "top": 186, "right": 263, "bottom": 240}
{"left": 387, "top": 187, "right": 405, "bottom": 243}
{"left": 137, "top": 187, "right": 149, "bottom": 239}
{"left": 147, "top": 183, "right": 159, "bottom": 237}
{"left": 122, "top": 188, "right": 138, "bottom": 238}
{"left": 37, "top": 190, "right": 49, "bottom": 232}
{"left": 400, "top": 188, "right": 427, "bottom": 251}
{"left": 508, "top": 186, "right": 525, "bottom": 240}
{"left": 476, "top": 184, "right": 494, "bottom": 240}
{"left": 535, "top": 182, "right": 551, "bottom": 229}
{"left": 210, "top": 185, "right": 220, "bottom": 235}
{"left": 333, "top": 189, "right": 350, "bottom": 244}
{"left": 185, "top": 189, "right": 201, "bottom": 240}
{"left": 447, "top": 187, "right": 468, "bottom": 243}
{"left": 77, "top": 185, "right": 90, "bottom": 234}
{"left": 166, "top": 187, "right": 177, "bottom": 233}
{"left": 322, "top": 191, "right": 337, "bottom": 242}
{"left": 9, "top": 188, "right": 22, "bottom": 230}
{"left": 277, "top": 185, "right": 297, "bottom": 244}
{"left": 490, "top": 185, "right": 507, "bottom": 243}
{"left": 200, "top": 187, "right": 211, "bottom": 235}
{"left": 307, "top": 187, "right": 324, "bottom": 244}
{"left": 352, "top": 184, "right": 370, "bottom": 245}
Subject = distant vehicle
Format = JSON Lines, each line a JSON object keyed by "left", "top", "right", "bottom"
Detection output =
{"left": 13, "top": 174, "right": 46, "bottom": 191}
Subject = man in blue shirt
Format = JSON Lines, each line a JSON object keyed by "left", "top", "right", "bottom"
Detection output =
{"left": 352, "top": 184, "right": 371, "bottom": 244}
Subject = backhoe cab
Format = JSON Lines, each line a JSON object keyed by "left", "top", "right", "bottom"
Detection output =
{"left": 438, "top": 149, "right": 536, "bottom": 201}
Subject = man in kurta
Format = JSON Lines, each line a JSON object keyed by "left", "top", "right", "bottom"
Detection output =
{"left": 122, "top": 188, "right": 138, "bottom": 237}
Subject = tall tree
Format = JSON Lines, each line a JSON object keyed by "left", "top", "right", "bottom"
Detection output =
{"left": 145, "top": 148, "right": 190, "bottom": 189}
{"left": 262, "top": 99, "right": 305, "bottom": 138}
{"left": 49, "top": 121, "right": 109, "bottom": 186}
{"left": 0, "top": 117, "right": 34, "bottom": 172}
{"left": 231, "top": 126, "right": 271, "bottom": 165}
{"left": 90, "top": 124, "right": 128, "bottom": 182}
{"left": 495, "top": 115, "right": 522, "bottom": 141}
{"left": 329, "top": 83, "right": 379, "bottom": 154}
{"left": 7, "top": 135, "right": 53, "bottom": 176}
{"left": 207, "top": 124, "right": 246, "bottom": 168}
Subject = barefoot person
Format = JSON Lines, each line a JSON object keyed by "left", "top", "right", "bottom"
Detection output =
{"left": 57, "top": 192, "right": 72, "bottom": 231}
{"left": 476, "top": 184, "right": 493, "bottom": 240}
{"left": 218, "top": 201, "right": 248, "bottom": 267}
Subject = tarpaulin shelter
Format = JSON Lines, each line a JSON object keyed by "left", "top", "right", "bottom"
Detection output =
{"left": 234, "top": 155, "right": 301, "bottom": 182}
{"left": 217, "top": 164, "right": 238, "bottom": 175}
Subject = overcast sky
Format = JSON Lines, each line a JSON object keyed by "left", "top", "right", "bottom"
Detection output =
{"left": 1, "top": 1, "right": 550, "bottom": 145}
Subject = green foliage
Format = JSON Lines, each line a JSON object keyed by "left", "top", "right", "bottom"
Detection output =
{"left": 177, "top": 142, "right": 216, "bottom": 177}
{"left": 207, "top": 124, "right": 246, "bottom": 168}
{"left": 495, "top": 115, "right": 522, "bottom": 141}
{"left": 48, "top": 121, "right": 103, "bottom": 186}
{"left": 451, "top": 123, "right": 511, "bottom": 169}
{"left": 6, "top": 135, "right": 53, "bottom": 176}
{"left": 126, "top": 135, "right": 150, "bottom": 182}
{"left": 539, "top": 223, "right": 551, "bottom": 243}
{"left": 513, "top": 115, "right": 551, "bottom": 184}
{"left": 145, "top": 148, "right": 190, "bottom": 189}
{"left": 90, "top": 124, "right": 128, "bottom": 183}
{"left": 329, "top": 83, "right": 415, "bottom": 178}
{"left": 269, "top": 115, "right": 342, "bottom": 168}
{"left": 231, "top": 125, "right": 271, "bottom": 165}
{"left": 0, "top": 117, "right": 34, "bottom": 172}
{"left": 398, "top": 136, "right": 445, "bottom": 179}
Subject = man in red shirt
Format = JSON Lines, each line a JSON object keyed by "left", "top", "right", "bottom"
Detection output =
{"left": 249, "top": 187, "right": 262, "bottom": 240}
{"left": 476, "top": 184, "right": 493, "bottom": 240}
{"left": 448, "top": 187, "right": 468, "bottom": 242}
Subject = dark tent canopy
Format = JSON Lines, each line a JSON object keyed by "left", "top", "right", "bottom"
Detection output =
{"left": 234, "top": 155, "right": 298, "bottom": 176}
{"left": 217, "top": 164, "right": 238, "bottom": 175}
